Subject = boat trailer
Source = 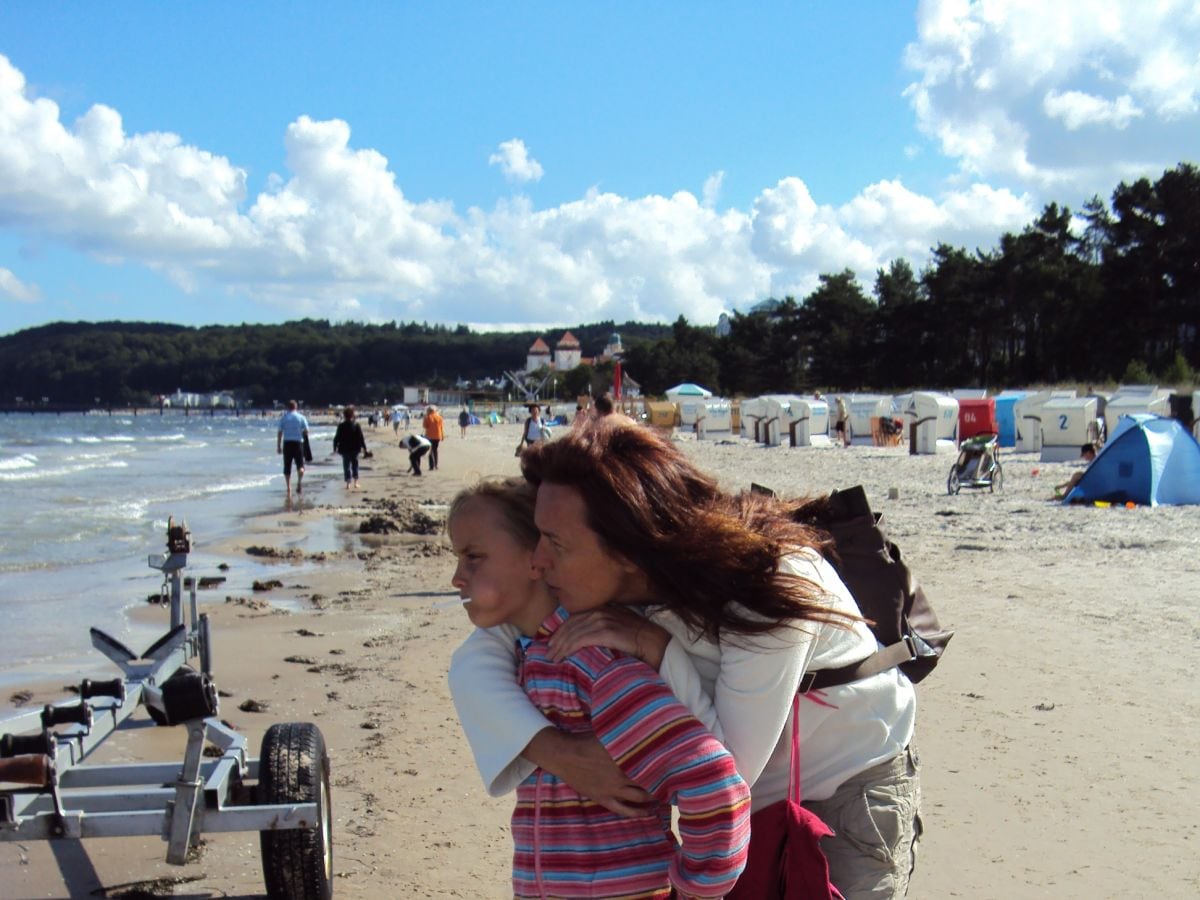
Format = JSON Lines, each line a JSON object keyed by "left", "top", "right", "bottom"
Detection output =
{"left": 0, "top": 520, "right": 333, "bottom": 899}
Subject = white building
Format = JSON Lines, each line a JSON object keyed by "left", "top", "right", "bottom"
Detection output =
{"left": 525, "top": 337, "right": 552, "bottom": 372}
{"left": 554, "top": 331, "right": 582, "bottom": 370}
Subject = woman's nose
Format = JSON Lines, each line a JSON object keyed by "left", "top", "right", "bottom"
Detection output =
{"left": 530, "top": 538, "right": 552, "bottom": 573}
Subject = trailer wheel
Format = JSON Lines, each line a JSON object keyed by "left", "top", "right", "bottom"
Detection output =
{"left": 990, "top": 464, "right": 1003, "bottom": 493}
{"left": 947, "top": 468, "right": 960, "bottom": 495}
{"left": 259, "top": 722, "right": 333, "bottom": 900}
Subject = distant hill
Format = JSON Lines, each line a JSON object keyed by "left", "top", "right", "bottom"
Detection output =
{"left": 0, "top": 319, "right": 673, "bottom": 407}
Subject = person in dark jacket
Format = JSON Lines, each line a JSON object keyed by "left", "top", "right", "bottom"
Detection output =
{"left": 333, "top": 406, "right": 368, "bottom": 490}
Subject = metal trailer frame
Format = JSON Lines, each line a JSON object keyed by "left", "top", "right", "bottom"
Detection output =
{"left": 0, "top": 521, "right": 332, "bottom": 898}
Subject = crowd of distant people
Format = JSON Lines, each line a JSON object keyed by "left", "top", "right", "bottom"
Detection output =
{"left": 274, "top": 396, "right": 629, "bottom": 499}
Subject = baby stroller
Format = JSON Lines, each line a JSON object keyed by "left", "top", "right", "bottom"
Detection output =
{"left": 948, "top": 434, "right": 1002, "bottom": 494}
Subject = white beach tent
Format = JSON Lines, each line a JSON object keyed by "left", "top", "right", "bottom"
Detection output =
{"left": 695, "top": 400, "right": 733, "bottom": 440}
{"left": 665, "top": 384, "right": 715, "bottom": 428}
{"left": 1103, "top": 386, "right": 1170, "bottom": 440}
{"left": 846, "top": 394, "right": 893, "bottom": 445}
{"left": 1039, "top": 396, "right": 1100, "bottom": 462}
{"left": 762, "top": 395, "right": 803, "bottom": 446}
{"left": 788, "top": 398, "right": 832, "bottom": 447}
{"left": 1013, "top": 390, "right": 1075, "bottom": 453}
{"left": 664, "top": 383, "right": 714, "bottom": 399}
{"left": 904, "top": 392, "right": 959, "bottom": 454}
{"left": 739, "top": 396, "right": 771, "bottom": 442}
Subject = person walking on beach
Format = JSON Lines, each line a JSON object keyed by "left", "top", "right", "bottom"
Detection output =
{"left": 447, "top": 478, "right": 750, "bottom": 899}
{"left": 458, "top": 407, "right": 470, "bottom": 438}
{"left": 515, "top": 404, "right": 550, "bottom": 455}
{"left": 423, "top": 405, "right": 445, "bottom": 471}
{"left": 451, "top": 419, "right": 920, "bottom": 899}
{"left": 332, "top": 406, "right": 368, "bottom": 490}
{"left": 399, "top": 432, "right": 432, "bottom": 475}
{"left": 276, "top": 400, "right": 309, "bottom": 498}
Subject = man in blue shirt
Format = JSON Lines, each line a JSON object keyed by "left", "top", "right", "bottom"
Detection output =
{"left": 276, "top": 400, "right": 310, "bottom": 498}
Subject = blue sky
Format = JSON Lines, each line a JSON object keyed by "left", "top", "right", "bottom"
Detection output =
{"left": 1, "top": 1, "right": 1196, "bottom": 334}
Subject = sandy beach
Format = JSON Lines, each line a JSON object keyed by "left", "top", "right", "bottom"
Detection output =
{"left": 3, "top": 420, "right": 1199, "bottom": 899}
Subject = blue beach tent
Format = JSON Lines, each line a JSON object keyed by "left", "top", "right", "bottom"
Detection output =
{"left": 1064, "top": 414, "right": 1200, "bottom": 506}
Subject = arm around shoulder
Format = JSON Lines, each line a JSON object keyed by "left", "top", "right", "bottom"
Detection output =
{"left": 447, "top": 626, "right": 545, "bottom": 796}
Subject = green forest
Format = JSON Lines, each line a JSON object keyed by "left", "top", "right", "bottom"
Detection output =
{"left": 1, "top": 163, "right": 1196, "bottom": 406}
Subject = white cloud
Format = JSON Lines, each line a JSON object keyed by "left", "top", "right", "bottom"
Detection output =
{"left": 904, "top": 0, "right": 1200, "bottom": 192}
{"left": 0, "top": 267, "right": 40, "bottom": 303}
{"left": 488, "top": 138, "right": 544, "bottom": 183}
{"left": 0, "top": 52, "right": 1116, "bottom": 329}
{"left": 702, "top": 171, "right": 725, "bottom": 208}
{"left": 1043, "top": 90, "right": 1142, "bottom": 130}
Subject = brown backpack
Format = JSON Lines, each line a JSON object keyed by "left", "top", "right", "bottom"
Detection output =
{"left": 754, "top": 483, "right": 953, "bottom": 689}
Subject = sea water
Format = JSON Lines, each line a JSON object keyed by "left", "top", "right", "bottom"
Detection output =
{"left": 0, "top": 411, "right": 337, "bottom": 687}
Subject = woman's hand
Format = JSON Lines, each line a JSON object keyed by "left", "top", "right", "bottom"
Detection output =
{"left": 524, "top": 728, "right": 654, "bottom": 818}
{"left": 547, "top": 606, "right": 671, "bottom": 669}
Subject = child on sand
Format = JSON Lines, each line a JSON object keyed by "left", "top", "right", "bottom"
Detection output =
{"left": 447, "top": 478, "right": 751, "bottom": 899}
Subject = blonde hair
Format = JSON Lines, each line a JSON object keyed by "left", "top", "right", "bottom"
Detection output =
{"left": 447, "top": 477, "right": 539, "bottom": 550}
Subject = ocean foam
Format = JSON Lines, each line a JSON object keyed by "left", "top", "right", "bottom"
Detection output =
{"left": 0, "top": 454, "right": 37, "bottom": 472}
{"left": 0, "top": 459, "right": 130, "bottom": 482}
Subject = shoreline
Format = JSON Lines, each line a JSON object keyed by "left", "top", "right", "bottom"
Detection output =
{"left": 3, "top": 423, "right": 1199, "bottom": 897}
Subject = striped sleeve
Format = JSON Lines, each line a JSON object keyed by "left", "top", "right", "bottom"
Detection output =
{"left": 583, "top": 655, "right": 751, "bottom": 899}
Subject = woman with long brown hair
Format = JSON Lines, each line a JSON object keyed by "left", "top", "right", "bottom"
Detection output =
{"left": 449, "top": 419, "right": 920, "bottom": 898}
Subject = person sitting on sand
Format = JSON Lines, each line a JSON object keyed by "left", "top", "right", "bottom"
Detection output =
{"left": 1054, "top": 443, "right": 1098, "bottom": 499}
{"left": 447, "top": 478, "right": 751, "bottom": 899}
{"left": 276, "top": 399, "right": 309, "bottom": 498}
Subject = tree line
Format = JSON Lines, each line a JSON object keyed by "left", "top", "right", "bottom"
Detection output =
{"left": 0, "top": 319, "right": 672, "bottom": 406}
{"left": 624, "top": 163, "right": 1198, "bottom": 397}
{"left": 1, "top": 163, "right": 1195, "bottom": 405}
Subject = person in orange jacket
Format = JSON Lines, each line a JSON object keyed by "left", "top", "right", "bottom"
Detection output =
{"left": 423, "top": 405, "right": 445, "bottom": 470}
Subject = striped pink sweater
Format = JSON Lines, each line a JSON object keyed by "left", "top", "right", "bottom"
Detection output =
{"left": 513, "top": 608, "right": 750, "bottom": 899}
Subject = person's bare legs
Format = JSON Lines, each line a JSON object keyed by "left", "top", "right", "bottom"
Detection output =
{"left": 296, "top": 467, "right": 304, "bottom": 495}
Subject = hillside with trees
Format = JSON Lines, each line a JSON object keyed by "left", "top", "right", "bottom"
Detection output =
{"left": 0, "top": 319, "right": 669, "bottom": 407}
{"left": 1, "top": 163, "right": 1196, "bottom": 405}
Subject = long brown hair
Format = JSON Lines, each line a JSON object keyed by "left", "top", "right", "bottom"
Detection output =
{"left": 520, "top": 419, "right": 853, "bottom": 640}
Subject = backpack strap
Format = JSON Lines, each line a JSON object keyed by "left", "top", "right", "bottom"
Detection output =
{"left": 799, "top": 636, "right": 917, "bottom": 693}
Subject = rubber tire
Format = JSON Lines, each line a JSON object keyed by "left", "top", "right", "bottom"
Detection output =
{"left": 947, "top": 468, "right": 960, "bottom": 495}
{"left": 259, "top": 722, "right": 333, "bottom": 900}
{"left": 990, "top": 464, "right": 1003, "bottom": 493}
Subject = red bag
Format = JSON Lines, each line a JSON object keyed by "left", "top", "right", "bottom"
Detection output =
{"left": 726, "top": 695, "right": 844, "bottom": 899}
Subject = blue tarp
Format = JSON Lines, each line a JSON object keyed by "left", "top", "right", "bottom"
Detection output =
{"left": 1064, "top": 414, "right": 1200, "bottom": 506}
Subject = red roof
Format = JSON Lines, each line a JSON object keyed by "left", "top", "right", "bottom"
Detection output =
{"left": 556, "top": 331, "right": 580, "bottom": 348}
{"left": 528, "top": 337, "right": 550, "bottom": 353}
